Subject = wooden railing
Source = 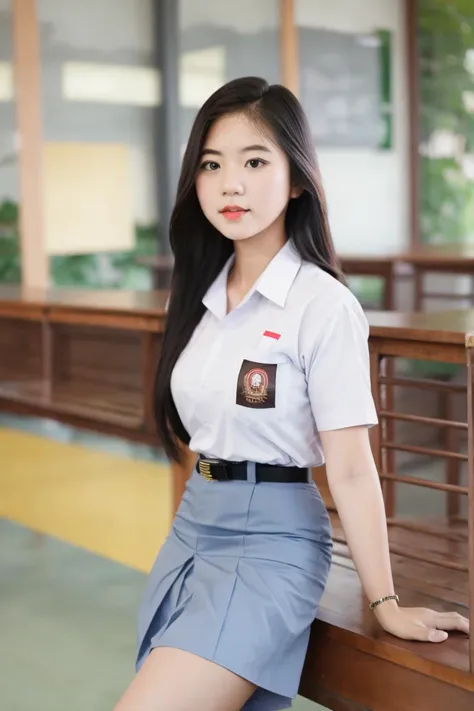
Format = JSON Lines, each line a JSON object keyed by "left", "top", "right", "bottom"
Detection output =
{"left": 303, "top": 310, "right": 474, "bottom": 709}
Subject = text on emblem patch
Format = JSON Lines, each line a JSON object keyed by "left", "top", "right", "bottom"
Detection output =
{"left": 236, "top": 360, "right": 277, "bottom": 409}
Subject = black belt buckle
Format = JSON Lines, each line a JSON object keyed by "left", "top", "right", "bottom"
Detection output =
{"left": 198, "top": 458, "right": 229, "bottom": 482}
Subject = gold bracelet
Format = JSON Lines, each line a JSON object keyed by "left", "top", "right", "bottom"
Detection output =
{"left": 369, "top": 594, "right": 399, "bottom": 610}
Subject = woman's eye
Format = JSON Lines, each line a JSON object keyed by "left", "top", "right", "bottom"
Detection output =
{"left": 201, "top": 161, "right": 220, "bottom": 171}
{"left": 246, "top": 158, "right": 265, "bottom": 169}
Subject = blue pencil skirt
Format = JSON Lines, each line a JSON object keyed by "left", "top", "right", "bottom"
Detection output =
{"left": 136, "top": 468, "right": 333, "bottom": 711}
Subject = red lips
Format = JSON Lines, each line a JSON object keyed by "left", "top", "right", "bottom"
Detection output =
{"left": 220, "top": 205, "right": 249, "bottom": 221}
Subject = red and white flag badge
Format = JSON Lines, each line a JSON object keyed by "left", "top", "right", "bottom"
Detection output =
{"left": 263, "top": 330, "right": 281, "bottom": 341}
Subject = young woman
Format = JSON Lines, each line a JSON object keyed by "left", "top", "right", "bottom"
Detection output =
{"left": 114, "top": 77, "right": 469, "bottom": 711}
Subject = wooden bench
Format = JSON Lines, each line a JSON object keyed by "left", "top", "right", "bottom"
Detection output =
{"left": 0, "top": 286, "right": 167, "bottom": 443}
{"left": 302, "top": 310, "right": 474, "bottom": 710}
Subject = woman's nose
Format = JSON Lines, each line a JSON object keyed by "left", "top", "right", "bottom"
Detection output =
{"left": 221, "top": 171, "right": 244, "bottom": 196}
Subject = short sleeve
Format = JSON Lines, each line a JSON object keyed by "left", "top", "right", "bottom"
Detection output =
{"left": 302, "top": 295, "right": 378, "bottom": 432}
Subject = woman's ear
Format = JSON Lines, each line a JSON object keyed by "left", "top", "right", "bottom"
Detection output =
{"left": 290, "top": 185, "right": 304, "bottom": 199}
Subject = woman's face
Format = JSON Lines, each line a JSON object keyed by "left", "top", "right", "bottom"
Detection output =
{"left": 195, "top": 112, "right": 298, "bottom": 243}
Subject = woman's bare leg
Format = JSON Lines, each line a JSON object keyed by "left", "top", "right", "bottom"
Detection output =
{"left": 113, "top": 647, "right": 256, "bottom": 711}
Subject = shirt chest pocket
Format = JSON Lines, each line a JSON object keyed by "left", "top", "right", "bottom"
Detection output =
{"left": 234, "top": 351, "right": 292, "bottom": 419}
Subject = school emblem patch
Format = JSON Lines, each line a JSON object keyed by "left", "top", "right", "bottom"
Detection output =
{"left": 236, "top": 360, "right": 277, "bottom": 409}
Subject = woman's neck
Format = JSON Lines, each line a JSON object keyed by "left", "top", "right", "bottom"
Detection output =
{"left": 226, "top": 232, "right": 287, "bottom": 312}
{"left": 229, "top": 234, "right": 287, "bottom": 294}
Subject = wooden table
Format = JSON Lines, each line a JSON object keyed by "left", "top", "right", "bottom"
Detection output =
{"left": 0, "top": 286, "right": 167, "bottom": 443}
{"left": 137, "top": 245, "right": 474, "bottom": 312}
{"left": 302, "top": 309, "right": 474, "bottom": 710}
{"left": 340, "top": 244, "right": 474, "bottom": 312}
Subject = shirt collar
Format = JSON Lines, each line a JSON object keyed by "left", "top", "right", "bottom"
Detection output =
{"left": 202, "top": 239, "right": 302, "bottom": 319}
{"left": 255, "top": 239, "right": 302, "bottom": 308}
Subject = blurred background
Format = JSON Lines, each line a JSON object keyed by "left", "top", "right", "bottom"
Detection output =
{"left": 1, "top": 1, "right": 473, "bottom": 709}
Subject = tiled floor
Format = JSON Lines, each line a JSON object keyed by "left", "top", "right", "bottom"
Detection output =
{"left": 0, "top": 414, "right": 326, "bottom": 710}
{"left": 0, "top": 520, "right": 144, "bottom": 711}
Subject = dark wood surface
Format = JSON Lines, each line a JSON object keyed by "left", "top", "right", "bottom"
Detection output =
{"left": 0, "top": 286, "right": 169, "bottom": 316}
{"left": 138, "top": 245, "right": 474, "bottom": 271}
{"left": 302, "top": 530, "right": 473, "bottom": 710}
{"left": 367, "top": 309, "right": 474, "bottom": 345}
{"left": 401, "top": 244, "right": 474, "bottom": 268}
{"left": 3, "top": 286, "right": 474, "bottom": 344}
{"left": 341, "top": 244, "right": 474, "bottom": 269}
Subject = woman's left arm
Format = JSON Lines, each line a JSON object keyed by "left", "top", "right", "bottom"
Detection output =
{"left": 320, "top": 425, "right": 469, "bottom": 643}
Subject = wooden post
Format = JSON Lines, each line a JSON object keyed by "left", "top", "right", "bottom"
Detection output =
{"left": 12, "top": 0, "right": 48, "bottom": 289}
{"left": 280, "top": 0, "right": 299, "bottom": 97}
{"left": 466, "top": 343, "right": 474, "bottom": 672}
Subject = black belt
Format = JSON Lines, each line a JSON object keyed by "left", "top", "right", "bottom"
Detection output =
{"left": 197, "top": 456, "right": 310, "bottom": 483}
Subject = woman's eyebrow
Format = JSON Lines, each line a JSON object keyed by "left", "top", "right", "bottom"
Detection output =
{"left": 200, "top": 144, "right": 272, "bottom": 157}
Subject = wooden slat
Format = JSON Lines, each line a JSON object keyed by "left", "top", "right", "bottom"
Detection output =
{"left": 382, "top": 441, "right": 467, "bottom": 461}
{"left": 141, "top": 331, "right": 160, "bottom": 434}
{"left": 0, "top": 380, "right": 143, "bottom": 425}
{"left": 0, "top": 286, "right": 168, "bottom": 319}
{"left": 0, "top": 305, "right": 46, "bottom": 320}
{"left": 379, "top": 410, "right": 467, "bottom": 429}
{"left": 422, "top": 292, "right": 474, "bottom": 301}
{"left": 387, "top": 519, "right": 468, "bottom": 543}
{"left": 371, "top": 339, "right": 466, "bottom": 364}
{"left": 52, "top": 326, "right": 143, "bottom": 391}
{"left": 48, "top": 309, "right": 163, "bottom": 333}
{"left": 380, "top": 374, "right": 466, "bottom": 393}
{"left": 380, "top": 472, "right": 468, "bottom": 495}
{"left": 0, "top": 318, "right": 43, "bottom": 380}
{"left": 466, "top": 347, "right": 474, "bottom": 670}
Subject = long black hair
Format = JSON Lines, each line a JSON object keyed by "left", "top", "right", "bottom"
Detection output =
{"left": 155, "top": 76, "right": 343, "bottom": 462}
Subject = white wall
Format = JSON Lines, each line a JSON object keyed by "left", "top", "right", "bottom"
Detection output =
{"left": 296, "top": 0, "right": 410, "bottom": 255}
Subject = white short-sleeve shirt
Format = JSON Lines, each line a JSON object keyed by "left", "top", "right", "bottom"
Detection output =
{"left": 171, "top": 239, "right": 378, "bottom": 468}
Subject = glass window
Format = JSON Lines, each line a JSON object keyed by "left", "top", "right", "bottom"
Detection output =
{"left": 38, "top": 0, "right": 160, "bottom": 288}
{"left": 178, "top": 0, "right": 280, "bottom": 150}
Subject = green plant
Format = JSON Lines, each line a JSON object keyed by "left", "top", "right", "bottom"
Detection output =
{"left": 50, "top": 222, "right": 160, "bottom": 289}
{"left": 419, "top": 0, "right": 474, "bottom": 244}
{"left": 0, "top": 199, "right": 21, "bottom": 284}
{"left": 0, "top": 198, "right": 160, "bottom": 289}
